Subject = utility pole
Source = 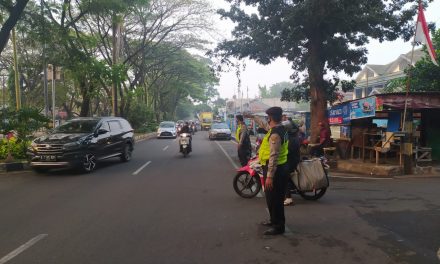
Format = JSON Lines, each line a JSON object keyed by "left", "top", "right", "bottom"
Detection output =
{"left": 41, "top": 0, "right": 49, "bottom": 117}
{"left": 51, "top": 67, "right": 55, "bottom": 127}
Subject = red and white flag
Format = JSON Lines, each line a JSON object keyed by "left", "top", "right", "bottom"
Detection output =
{"left": 414, "top": 3, "right": 438, "bottom": 66}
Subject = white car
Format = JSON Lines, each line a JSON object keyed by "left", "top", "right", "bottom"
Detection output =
{"left": 157, "top": 121, "right": 177, "bottom": 138}
{"left": 209, "top": 123, "right": 232, "bottom": 140}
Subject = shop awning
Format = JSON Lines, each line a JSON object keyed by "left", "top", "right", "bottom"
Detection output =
{"left": 378, "top": 92, "right": 440, "bottom": 109}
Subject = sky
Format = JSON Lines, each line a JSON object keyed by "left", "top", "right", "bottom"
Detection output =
{"left": 208, "top": 0, "right": 440, "bottom": 99}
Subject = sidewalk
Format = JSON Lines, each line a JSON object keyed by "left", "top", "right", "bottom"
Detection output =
{"left": 332, "top": 159, "right": 440, "bottom": 178}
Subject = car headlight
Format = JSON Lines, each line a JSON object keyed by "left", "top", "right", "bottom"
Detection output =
{"left": 63, "top": 142, "right": 81, "bottom": 150}
{"left": 29, "top": 141, "right": 38, "bottom": 152}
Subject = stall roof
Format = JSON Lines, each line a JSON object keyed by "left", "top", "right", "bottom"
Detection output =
{"left": 377, "top": 92, "right": 440, "bottom": 109}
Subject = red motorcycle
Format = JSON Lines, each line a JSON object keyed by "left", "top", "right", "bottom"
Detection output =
{"left": 233, "top": 155, "right": 328, "bottom": 200}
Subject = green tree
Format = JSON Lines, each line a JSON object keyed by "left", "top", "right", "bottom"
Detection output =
{"left": 258, "top": 84, "right": 269, "bottom": 98}
{"left": 269, "top": 82, "right": 294, "bottom": 98}
{"left": 216, "top": 0, "right": 423, "bottom": 141}
{"left": 386, "top": 29, "right": 440, "bottom": 93}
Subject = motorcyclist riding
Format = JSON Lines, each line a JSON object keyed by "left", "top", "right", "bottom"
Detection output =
{"left": 180, "top": 122, "right": 192, "bottom": 151}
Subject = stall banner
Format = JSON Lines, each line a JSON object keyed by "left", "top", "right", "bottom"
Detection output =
{"left": 328, "top": 103, "right": 350, "bottom": 124}
{"left": 350, "top": 96, "right": 376, "bottom": 119}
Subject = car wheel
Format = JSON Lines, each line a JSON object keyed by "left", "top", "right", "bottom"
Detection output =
{"left": 120, "top": 144, "right": 132, "bottom": 162}
{"left": 81, "top": 153, "right": 97, "bottom": 172}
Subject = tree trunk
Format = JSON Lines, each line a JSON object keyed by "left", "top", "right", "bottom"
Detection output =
{"left": 0, "top": 0, "right": 29, "bottom": 55}
{"left": 111, "top": 19, "right": 121, "bottom": 116}
{"left": 307, "top": 41, "right": 327, "bottom": 143}
{"left": 79, "top": 81, "right": 90, "bottom": 117}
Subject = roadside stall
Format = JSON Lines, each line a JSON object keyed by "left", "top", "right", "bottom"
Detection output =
{"left": 328, "top": 92, "right": 440, "bottom": 165}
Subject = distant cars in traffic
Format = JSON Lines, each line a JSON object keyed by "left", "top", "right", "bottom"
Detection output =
{"left": 157, "top": 121, "right": 177, "bottom": 138}
{"left": 208, "top": 122, "right": 231, "bottom": 140}
{"left": 27, "top": 117, "right": 134, "bottom": 173}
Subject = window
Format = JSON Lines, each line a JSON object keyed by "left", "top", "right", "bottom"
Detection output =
{"left": 55, "top": 120, "right": 99, "bottom": 133}
{"left": 100, "top": 121, "right": 110, "bottom": 131}
{"left": 109, "top": 120, "right": 122, "bottom": 131}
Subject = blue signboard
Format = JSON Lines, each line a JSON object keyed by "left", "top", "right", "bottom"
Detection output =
{"left": 350, "top": 96, "right": 376, "bottom": 120}
{"left": 328, "top": 103, "right": 350, "bottom": 125}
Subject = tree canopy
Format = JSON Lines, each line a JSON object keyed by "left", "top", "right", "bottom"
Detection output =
{"left": 0, "top": 0, "right": 219, "bottom": 130}
{"left": 385, "top": 28, "right": 440, "bottom": 93}
{"left": 216, "top": 0, "right": 427, "bottom": 141}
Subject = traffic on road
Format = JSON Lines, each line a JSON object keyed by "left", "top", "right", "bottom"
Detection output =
{"left": 1, "top": 129, "right": 439, "bottom": 264}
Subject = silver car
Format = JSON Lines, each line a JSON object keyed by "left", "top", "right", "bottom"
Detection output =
{"left": 157, "top": 121, "right": 177, "bottom": 138}
{"left": 209, "top": 123, "right": 231, "bottom": 140}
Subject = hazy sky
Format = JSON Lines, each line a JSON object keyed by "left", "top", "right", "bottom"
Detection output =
{"left": 209, "top": 0, "right": 440, "bottom": 99}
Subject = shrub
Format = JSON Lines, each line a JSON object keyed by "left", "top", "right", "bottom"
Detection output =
{"left": 0, "top": 137, "right": 30, "bottom": 160}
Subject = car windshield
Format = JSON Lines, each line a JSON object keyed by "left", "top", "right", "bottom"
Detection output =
{"left": 212, "top": 123, "right": 229, "bottom": 129}
{"left": 160, "top": 122, "right": 175, "bottom": 128}
{"left": 54, "top": 120, "right": 99, "bottom": 133}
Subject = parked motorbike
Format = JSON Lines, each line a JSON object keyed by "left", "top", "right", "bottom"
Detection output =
{"left": 232, "top": 155, "right": 328, "bottom": 200}
{"left": 179, "top": 133, "right": 191, "bottom": 157}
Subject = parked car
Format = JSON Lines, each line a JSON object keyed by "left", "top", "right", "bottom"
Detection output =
{"left": 157, "top": 121, "right": 177, "bottom": 138}
{"left": 27, "top": 117, "right": 134, "bottom": 173}
{"left": 208, "top": 122, "right": 232, "bottom": 140}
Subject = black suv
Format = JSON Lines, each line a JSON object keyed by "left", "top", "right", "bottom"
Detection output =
{"left": 28, "top": 117, "right": 134, "bottom": 173}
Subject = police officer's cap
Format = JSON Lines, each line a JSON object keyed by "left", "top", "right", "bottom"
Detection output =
{"left": 265, "top": 107, "right": 283, "bottom": 118}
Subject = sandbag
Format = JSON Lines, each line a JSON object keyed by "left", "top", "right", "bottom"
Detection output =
{"left": 292, "top": 158, "right": 329, "bottom": 191}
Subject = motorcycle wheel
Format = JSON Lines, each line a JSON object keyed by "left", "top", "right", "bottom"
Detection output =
{"left": 183, "top": 149, "right": 188, "bottom": 158}
{"left": 298, "top": 187, "right": 327, "bottom": 200}
{"left": 233, "top": 171, "right": 261, "bottom": 198}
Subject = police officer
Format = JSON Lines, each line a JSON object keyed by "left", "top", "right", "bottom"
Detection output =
{"left": 251, "top": 107, "right": 289, "bottom": 235}
{"left": 235, "top": 115, "right": 251, "bottom": 166}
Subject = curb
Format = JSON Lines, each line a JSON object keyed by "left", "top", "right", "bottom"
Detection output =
{"left": 135, "top": 132, "right": 157, "bottom": 142}
{"left": 330, "top": 170, "right": 440, "bottom": 180}
{"left": 0, "top": 161, "right": 30, "bottom": 173}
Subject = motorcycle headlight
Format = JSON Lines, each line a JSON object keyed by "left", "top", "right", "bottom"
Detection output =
{"left": 63, "top": 142, "right": 81, "bottom": 150}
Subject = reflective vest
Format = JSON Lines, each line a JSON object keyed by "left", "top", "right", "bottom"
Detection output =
{"left": 235, "top": 124, "right": 242, "bottom": 142}
{"left": 258, "top": 126, "right": 288, "bottom": 166}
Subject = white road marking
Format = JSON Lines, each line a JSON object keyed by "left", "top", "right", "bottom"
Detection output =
{"left": 132, "top": 161, "right": 152, "bottom": 175}
{"left": 215, "top": 141, "right": 239, "bottom": 169}
{"left": 163, "top": 145, "right": 169, "bottom": 151}
{"left": 0, "top": 234, "right": 48, "bottom": 264}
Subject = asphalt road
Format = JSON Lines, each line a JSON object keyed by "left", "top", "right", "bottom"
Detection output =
{"left": 0, "top": 131, "right": 439, "bottom": 264}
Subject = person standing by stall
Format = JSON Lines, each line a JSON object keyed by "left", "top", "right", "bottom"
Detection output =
{"left": 235, "top": 115, "right": 252, "bottom": 166}
{"left": 311, "top": 121, "right": 331, "bottom": 157}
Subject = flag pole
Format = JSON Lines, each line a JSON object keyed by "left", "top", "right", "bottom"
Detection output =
{"left": 400, "top": 0, "right": 422, "bottom": 173}
{"left": 402, "top": 0, "right": 421, "bottom": 132}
